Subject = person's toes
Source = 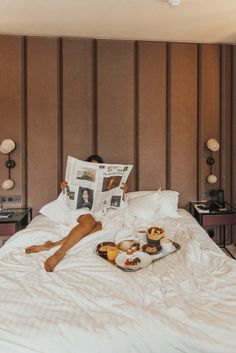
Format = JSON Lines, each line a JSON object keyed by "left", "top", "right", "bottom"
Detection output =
{"left": 25, "top": 246, "right": 37, "bottom": 254}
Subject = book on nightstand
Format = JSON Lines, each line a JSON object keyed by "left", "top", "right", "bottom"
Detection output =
{"left": 0, "top": 212, "right": 12, "bottom": 218}
{"left": 194, "top": 204, "right": 210, "bottom": 213}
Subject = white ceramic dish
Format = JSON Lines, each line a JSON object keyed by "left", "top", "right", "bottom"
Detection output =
{"left": 161, "top": 244, "right": 176, "bottom": 253}
{"left": 117, "top": 239, "right": 140, "bottom": 252}
{"left": 115, "top": 251, "right": 152, "bottom": 270}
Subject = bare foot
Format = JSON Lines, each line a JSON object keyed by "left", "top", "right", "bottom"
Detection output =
{"left": 44, "top": 250, "right": 65, "bottom": 272}
{"left": 25, "top": 241, "right": 55, "bottom": 254}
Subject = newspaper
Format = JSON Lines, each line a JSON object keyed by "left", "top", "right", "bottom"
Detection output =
{"left": 65, "top": 156, "right": 133, "bottom": 213}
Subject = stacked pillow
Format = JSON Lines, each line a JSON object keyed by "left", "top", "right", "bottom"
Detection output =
{"left": 126, "top": 190, "right": 156, "bottom": 201}
{"left": 127, "top": 189, "right": 180, "bottom": 221}
{"left": 39, "top": 189, "right": 180, "bottom": 224}
{"left": 39, "top": 192, "right": 69, "bottom": 223}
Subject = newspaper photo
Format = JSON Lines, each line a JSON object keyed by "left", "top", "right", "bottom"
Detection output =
{"left": 65, "top": 156, "right": 133, "bottom": 213}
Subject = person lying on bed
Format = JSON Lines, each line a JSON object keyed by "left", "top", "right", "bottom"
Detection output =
{"left": 25, "top": 155, "right": 128, "bottom": 272}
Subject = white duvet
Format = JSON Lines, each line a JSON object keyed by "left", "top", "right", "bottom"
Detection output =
{"left": 0, "top": 209, "right": 235, "bottom": 353}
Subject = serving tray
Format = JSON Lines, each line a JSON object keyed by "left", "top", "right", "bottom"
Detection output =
{"left": 96, "top": 241, "right": 180, "bottom": 272}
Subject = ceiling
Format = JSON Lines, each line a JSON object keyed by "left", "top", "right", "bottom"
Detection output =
{"left": 0, "top": 0, "right": 236, "bottom": 43}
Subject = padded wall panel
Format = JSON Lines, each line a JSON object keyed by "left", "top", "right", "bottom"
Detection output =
{"left": 138, "top": 41, "right": 167, "bottom": 191}
{"left": 0, "top": 34, "right": 232, "bottom": 225}
{"left": 0, "top": 35, "right": 24, "bottom": 202}
{"left": 232, "top": 46, "right": 236, "bottom": 207}
{"left": 199, "top": 44, "right": 221, "bottom": 198}
{"left": 97, "top": 40, "right": 135, "bottom": 190}
{"left": 27, "top": 37, "right": 60, "bottom": 215}
{"left": 232, "top": 46, "right": 236, "bottom": 243}
{"left": 62, "top": 38, "right": 94, "bottom": 175}
{"left": 221, "top": 45, "right": 232, "bottom": 204}
{"left": 170, "top": 43, "right": 198, "bottom": 207}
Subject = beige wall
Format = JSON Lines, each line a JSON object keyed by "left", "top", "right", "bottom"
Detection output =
{"left": 0, "top": 35, "right": 235, "bottom": 242}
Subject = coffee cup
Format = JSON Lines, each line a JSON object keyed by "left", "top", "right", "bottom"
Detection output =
{"left": 160, "top": 238, "right": 173, "bottom": 252}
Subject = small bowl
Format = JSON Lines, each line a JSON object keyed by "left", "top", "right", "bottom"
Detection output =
{"left": 142, "top": 243, "right": 161, "bottom": 255}
{"left": 96, "top": 241, "right": 117, "bottom": 259}
{"left": 147, "top": 227, "right": 165, "bottom": 245}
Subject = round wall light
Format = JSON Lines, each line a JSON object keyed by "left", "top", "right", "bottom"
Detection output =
{"left": 168, "top": 0, "right": 182, "bottom": 6}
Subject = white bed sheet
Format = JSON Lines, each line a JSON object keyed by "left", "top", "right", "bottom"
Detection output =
{"left": 0, "top": 209, "right": 235, "bottom": 353}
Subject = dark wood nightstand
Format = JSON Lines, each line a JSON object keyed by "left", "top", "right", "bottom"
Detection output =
{"left": 190, "top": 201, "right": 236, "bottom": 258}
{"left": 0, "top": 208, "right": 32, "bottom": 246}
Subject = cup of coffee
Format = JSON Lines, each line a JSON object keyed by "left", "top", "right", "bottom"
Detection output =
{"left": 160, "top": 238, "right": 173, "bottom": 252}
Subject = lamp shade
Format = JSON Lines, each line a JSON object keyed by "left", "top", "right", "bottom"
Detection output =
{"left": 2, "top": 179, "right": 14, "bottom": 190}
{"left": 207, "top": 174, "right": 217, "bottom": 184}
{"left": 169, "top": 0, "right": 182, "bottom": 6}
{"left": 0, "top": 139, "right": 16, "bottom": 154}
{"left": 206, "top": 138, "right": 220, "bottom": 152}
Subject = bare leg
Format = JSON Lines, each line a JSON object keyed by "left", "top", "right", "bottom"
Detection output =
{"left": 44, "top": 215, "right": 102, "bottom": 272}
{"left": 25, "top": 239, "right": 65, "bottom": 254}
{"left": 25, "top": 219, "right": 101, "bottom": 254}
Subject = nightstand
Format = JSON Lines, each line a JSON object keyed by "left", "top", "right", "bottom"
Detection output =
{"left": 0, "top": 208, "right": 32, "bottom": 246}
{"left": 190, "top": 201, "right": 236, "bottom": 258}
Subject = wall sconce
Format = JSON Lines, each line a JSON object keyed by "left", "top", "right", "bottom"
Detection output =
{"left": 0, "top": 139, "right": 16, "bottom": 190}
{"left": 206, "top": 138, "right": 220, "bottom": 184}
{"left": 168, "top": 0, "right": 182, "bottom": 6}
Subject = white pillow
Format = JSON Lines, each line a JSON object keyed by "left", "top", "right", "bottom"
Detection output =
{"left": 126, "top": 190, "right": 157, "bottom": 201}
{"left": 39, "top": 192, "right": 69, "bottom": 223}
{"left": 127, "top": 189, "right": 180, "bottom": 221}
{"left": 127, "top": 192, "right": 161, "bottom": 221}
{"left": 156, "top": 190, "right": 180, "bottom": 218}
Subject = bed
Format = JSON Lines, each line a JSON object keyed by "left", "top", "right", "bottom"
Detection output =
{"left": 0, "top": 190, "right": 235, "bottom": 353}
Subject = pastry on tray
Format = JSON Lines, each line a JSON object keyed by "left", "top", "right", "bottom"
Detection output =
{"left": 96, "top": 241, "right": 117, "bottom": 259}
{"left": 117, "top": 240, "right": 140, "bottom": 252}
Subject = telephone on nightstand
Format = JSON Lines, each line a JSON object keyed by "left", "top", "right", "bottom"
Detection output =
{"left": 211, "top": 188, "right": 226, "bottom": 211}
{"left": 198, "top": 201, "right": 226, "bottom": 212}
{"left": 216, "top": 189, "right": 225, "bottom": 206}
{"left": 198, "top": 189, "right": 226, "bottom": 212}
{"left": 208, "top": 201, "right": 225, "bottom": 212}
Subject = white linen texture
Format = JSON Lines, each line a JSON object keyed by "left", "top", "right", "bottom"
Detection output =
{"left": 0, "top": 208, "right": 235, "bottom": 353}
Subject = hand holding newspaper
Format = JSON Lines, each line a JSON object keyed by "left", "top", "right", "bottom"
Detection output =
{"left": 65, "top": 156, "right": 133, "bottom": 213}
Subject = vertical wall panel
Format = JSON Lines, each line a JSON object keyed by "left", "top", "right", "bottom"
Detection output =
{"left": 27, "top": 37, "right": 60, "bottom": 215}
{"left": 199, "top": 44, "right": 221, "bottom": 198}
{"left": 62, "top": 38, "right": 94, "bottom": 175}
{"left": 0, "top": 34, "right": 234, "bottom": 235}
{"left": 97, "top": 40, "right": 135, "bottom": 190}
{"left": 138, "top": 41, "right": 167, "bottom": 191}
{"left": 221, "top": 46, "right": 233, "bottom": 244}
{"left": 170, "top": 43, "right": 198, "bottom": 207}
{"left": 232, "top": 46, "right": 236, "bottom": 243}
{"left": 0, "top": 35, "right": 24, "bottom": 203}
{"left": 221, "top": 45, "right": 232, "bottom": 204}
{"left": 232, "top": 46, "right": 236, "bottom": 207}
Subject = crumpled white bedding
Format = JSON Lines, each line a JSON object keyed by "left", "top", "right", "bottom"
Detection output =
{"left": 0, "top": 208, "right": 235, "bottom": 353}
